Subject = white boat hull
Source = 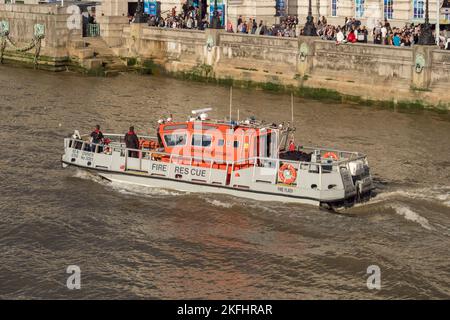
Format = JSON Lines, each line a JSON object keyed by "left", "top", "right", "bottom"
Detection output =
{"left": 62, "top": 132, "right": 374, "bottom": 208}
{"left": 97, "top": 170, "right": 321, "bottom": 206}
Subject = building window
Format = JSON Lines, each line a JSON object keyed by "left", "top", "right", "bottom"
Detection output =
{"left": 331, "top": 0, "right": 338, "bottom": 17}
{"left": 384, "top": 0, "right": 393, "bottom": 19}
{"left": 275, "top": 0, "right": 287, "bottom": 17}
{"left": 355, "top": 0, "right": 365, "bottom": 18}
{"left": 413, "top": 0, "right": 425, "bottom": 19}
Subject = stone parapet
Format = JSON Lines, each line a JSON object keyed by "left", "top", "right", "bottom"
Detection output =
{"left": 119, "top": 26, "right": 450, "bottom": 108}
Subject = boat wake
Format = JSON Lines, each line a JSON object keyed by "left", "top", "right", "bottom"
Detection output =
{"left": 73, "top": 170, "right": 449, "bottom": 232}
{"left": 373, "top": 186, "right": 450, "bottom": 208}
{"left": 73, "top": 169, "right": 105, "bottom": 184}
{"left": 108, "top": 181, "right": 185, "bottom": 198}
{"left": 343, "top": 185, "right": 450, "bottom": 234}
{"left": 73, "top": 169, "right": 185, "bottom": 198}
{"left": 205, "top": 198, "right": 235, "bottom": 208}
{"left": 351, "top": 185, "right": 450, "bottom": 210}
{"left": 390, "top": 203, "right": 434, "bottom": 231}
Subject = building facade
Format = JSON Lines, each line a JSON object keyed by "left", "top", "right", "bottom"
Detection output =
{"left": 96, "top": 0, "right": 448, "bottom": 27}
{"left": 97, "top": 1, "right": 277, "bottom": 26}
{"left": 293, "top": 0, "right": 449, "bottom": 27}
{"left": 2, "top": 0, "right": 445, "bottom": 27}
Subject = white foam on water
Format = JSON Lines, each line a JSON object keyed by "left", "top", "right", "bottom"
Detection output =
{"left": 73, "top": 169, "right": 105, "bottom": 184}
{"left": 109, "top": 180, "right": 184, "bottom": 197}
{"left": 374, "top": 186, "right": 450, "bottom": 208}
{"left": 390, "top": 204, "right": 434, "bottom": 231}
{"left": 205, "top": 198, "right": 234, "bottom": 208}
{"left": 73, "top": 169, "right": 184, "bottom": 198}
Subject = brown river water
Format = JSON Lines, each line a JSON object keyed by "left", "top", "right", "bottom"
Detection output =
{"left": 0, "top": 65, "right": 449, "bottom": 299}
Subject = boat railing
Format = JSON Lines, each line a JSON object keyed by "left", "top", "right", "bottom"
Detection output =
{"left": 74, "top": 133, "right": 366, "bottom": 163}
{"left": 65, "top": 135, "right": 368, "bottom": 185}
{"left": 298, "top": 146, "right": 366, "bottom": 161}
{"left": 78, "top": 133, "right": 158, "bottom": 146}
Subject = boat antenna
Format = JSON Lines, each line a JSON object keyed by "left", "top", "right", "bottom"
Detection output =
{"left": 229, "top": 86, "right": 233, "bottom": 122}
{"left": 237, "top": 109, "right": 240, "bottom": 122}
{"left": 291, "top": 92, "right": 294, "bottom": 126}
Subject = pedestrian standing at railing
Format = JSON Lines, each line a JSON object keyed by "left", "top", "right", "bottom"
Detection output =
{"left": 237, "top": 15, "right": 243, "bottom": 29}
{"left": 336, "top": 28, "right": 345, "bottom": 44}
{"left": 381, "top": 24, "right": 387, "bottom": 45}
{"left": 393, "top": 32, "right": 401, "bottom": 46}
{"left": 251, "top": 19, "right": 257, "bottom": 34}
{"left": 227, "top": 20, "right": 234, "bottom": 33}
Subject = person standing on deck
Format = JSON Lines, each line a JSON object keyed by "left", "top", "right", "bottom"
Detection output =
{"left": 124, "top": 126, "right": 139, "bottom": 158}
{"left": 289, "top": 140, "right": 296, "bottom": 153}
{"left": 90, "top": 124, "right": 104, "bottom": 152}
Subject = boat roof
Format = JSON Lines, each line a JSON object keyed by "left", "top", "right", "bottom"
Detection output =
{"left": 159, "top": 118, "right": 292, "bottom": 132}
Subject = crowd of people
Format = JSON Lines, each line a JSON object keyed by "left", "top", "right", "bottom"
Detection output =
{"left": 317, "top": 17, "right": 450, "bottom": 49}
{"left": 317, "top": 17, "right": 422, "bottom": 47}
{"left": 129, "top": 5, "right": 212, "bottom": 30}
{"left": 229, "top": 15, "right": 299, "bottom": 37}
{"left": 133, "top": 5, "right": 450, "bottom": 50}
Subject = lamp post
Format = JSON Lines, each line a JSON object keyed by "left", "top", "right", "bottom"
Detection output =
{"left": 303, "top": 0, "right": 317, "bottom": 36}
{"left": 418, "top": 0, "right": 437, "bottom": 45}
{"left": 133, "top": 0, "right": 146, "bottom": 23}
{"left": 198, "top": 0, "right": 203, "bottom": 29}
{"left": 211, "top": 0, "right": 221, "bottom": 29}
{"left": 436, "top": 0, "right": 440, "bottom": 44}
{"left": 440, "top": 0, "right": 450, "bottom": 42}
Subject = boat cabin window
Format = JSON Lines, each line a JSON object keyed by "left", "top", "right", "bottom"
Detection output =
{"left": 192, "top": 134, "right": 212, "bottom": 147}
{"left": 258, "top": 133, "right": 277, "bottom": 158}
{"left": 218, "top": 139, "right": 225, "bottom": 147}
{"left": 164, "top": 133, "right": 187, "bottom": 147}
{"left": 164, "top": 124, "right": 188, "bottom": 131}
{"left": 233, "top": 141, "right": 239, "bottom": 148}
{"left": 194, "top": 124, "right": 217, "bottom": 130}
{"left": 73, "top": 140, "right": 83, "bottom": 150}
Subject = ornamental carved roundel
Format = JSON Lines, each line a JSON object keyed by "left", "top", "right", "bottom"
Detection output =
{"left": 415, "top": 54, "right": 425, "bottom": 73}
{"left": 0, "top": 21, "right": 9, "bottom": 36}
{"left": 34, "top": 24, "right": 45, "bottom": 38}
{"left": 206, "top": 35, "right": 214, "bottom": 51}
{"left": 299, "top": 42, "right": 308, "bottom": 61}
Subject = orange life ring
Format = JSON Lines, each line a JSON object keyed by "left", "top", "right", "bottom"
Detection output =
{"left": 278, "top": 163, "right": 297, "bottom": 185}
{"left": 323, "top": 152, "right": 339, "bottom": 160}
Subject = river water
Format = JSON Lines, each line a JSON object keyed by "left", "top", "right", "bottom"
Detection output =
{"left": 0, "top": 66, "right": 449, "bottom": 299}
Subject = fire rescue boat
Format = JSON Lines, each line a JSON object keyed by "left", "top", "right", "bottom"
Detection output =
{"left": 61, "top": 108, "right": 374, "bottom": 208}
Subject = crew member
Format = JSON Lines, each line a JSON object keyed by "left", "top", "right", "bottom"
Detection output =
{"left": 125, "top": 126, "right": 140, "bottom": 158}
{"left": 156, "top": 119, "right": 164, "bottom": 147}
{"left": 90, "top": 124, "right": 104, "bottom": 152}
{"left": 289, "top": 140, "right": 296, "bottom": 152}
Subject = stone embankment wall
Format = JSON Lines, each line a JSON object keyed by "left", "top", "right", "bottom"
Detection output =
{"left": 0, "top": 4, "right": 76, "bottom": 70}
{"left": 0, "top": 4, "right": 448, "bottom": 109}
{"left": 122, "top": 25, "right": 450, "bottom": 108}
